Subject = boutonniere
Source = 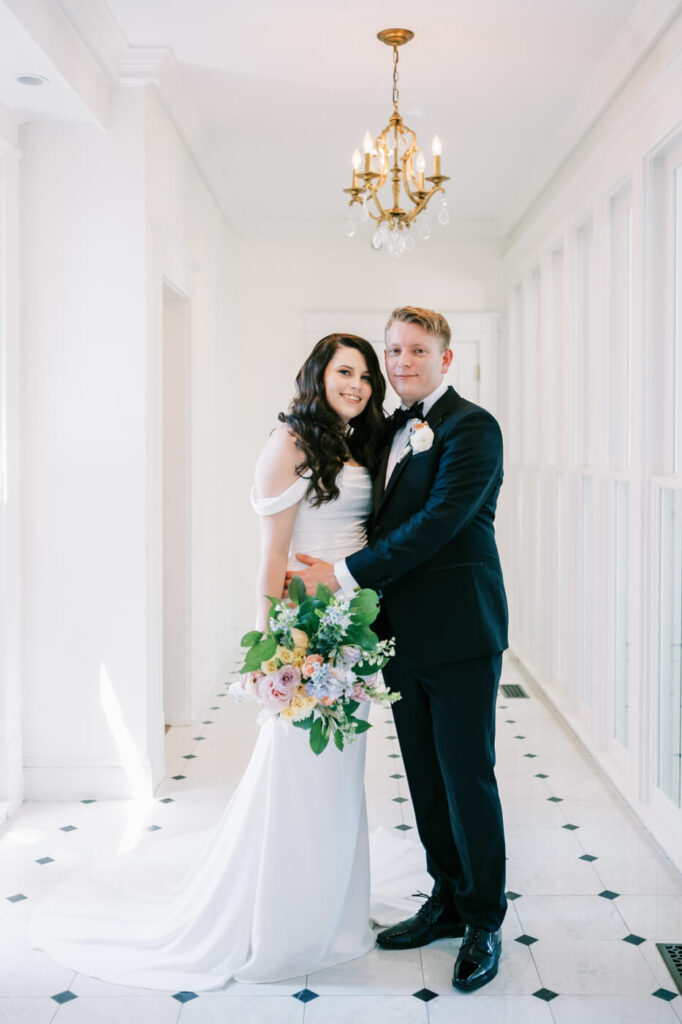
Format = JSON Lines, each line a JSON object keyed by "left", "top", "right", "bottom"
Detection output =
{"left": 398, "top": 420, "right": 435, "bottom": 462}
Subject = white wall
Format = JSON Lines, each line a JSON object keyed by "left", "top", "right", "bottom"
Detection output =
{"left": 223, "top": 236, "right": 506, "bottom": 644}
{"left": 0, "top": 142, "right": 23, "bottom": 820}
{"left": 20, "top": 84, "right": 232, "bottom": 798}
{"left": 501, "top": 10, "right": 682, "bottom": 868}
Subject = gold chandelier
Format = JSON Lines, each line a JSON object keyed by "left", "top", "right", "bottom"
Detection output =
{"left": 343, "top": 28, "right": 449, "bottom": 255}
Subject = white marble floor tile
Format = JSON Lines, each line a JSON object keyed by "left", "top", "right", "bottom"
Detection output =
{"left": 50, "top": 997, "right": 181, "bottom": 1023}
{"left": 428, "top": 994, "right": 554, "bottom": 1023}
{"left": 550, "top": 995, "right": 680, "bottom": 1024}
{"left": 209, "top": 977, "right": 307, "bottom": 998}
{"left": 514, "top": 894, "right": 627, "bottom": 941}
{"left": 178, "top": 995, "right": 304, "bottom": 1023}
{"left": 616, "top": 895, "right": 682, "bottom": 939}
{"left": 308, "top": 948, "right": 423, "bottom": 995}
{"left": 530, "top": 938, "right": 660, "bottom": 995}
{"left": 593, "top": 855, "right": 682, "bottom": 895}
{"left": 505, "top": 856, "right": 604, "bottom": 895}
{"left": 504, "top": 825, "right": 584, "bottom": 859}
{"left": 70, "top": 975, "right": 175, "bottom": 999}
{"left": 0, "top": 948, "right": 75, "bottom": 997}
{"left": 0, "top": 998, "right": 60, "bottom": 1024}
{"left": 304, "top": 996, "right": 427, "bottom": 1024}
{"left": 421, "top": 936, "right": 542, "bottom": 995}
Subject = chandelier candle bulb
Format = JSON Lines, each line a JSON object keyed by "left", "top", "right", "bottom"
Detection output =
{"left": 352, "top": 148, "right": 361, "bottom": 187}
{"left": 432, "top": 134, "right": 442, "bottom": 177}
{"left": 363, "top": 130, "right": 373, "bottom": 173}
{"left": 415, "top": 150, "right": 426, "bottom": 190}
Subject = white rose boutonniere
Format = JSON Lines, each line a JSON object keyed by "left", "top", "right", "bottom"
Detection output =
{"left": 409, "top": 420, "right": 434, "bottom": 454}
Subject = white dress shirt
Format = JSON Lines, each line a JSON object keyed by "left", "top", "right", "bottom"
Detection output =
{"left": 334, "top": 380, "right": 449, "bottom": 594}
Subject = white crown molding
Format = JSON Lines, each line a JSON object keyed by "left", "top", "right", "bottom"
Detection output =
{"left": 499, "top": 0, "right": 682, "bottom": 238}
{"left": 0, "top": 100, "right": 19, "bottom": 156}
{"left": 56, "top": 0, "right": 127, "bottom": 82}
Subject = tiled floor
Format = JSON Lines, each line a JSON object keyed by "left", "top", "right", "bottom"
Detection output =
{"left": 1, "top": 655, "right": 682, "bottom": 1023}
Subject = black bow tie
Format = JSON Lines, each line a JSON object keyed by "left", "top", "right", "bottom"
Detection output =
{"left": 392, "top": 402, "right": 425, "bottom": 429}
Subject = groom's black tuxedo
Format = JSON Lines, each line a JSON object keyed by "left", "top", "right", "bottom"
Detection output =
{"left": 346, "top": 385, "right": 508, "bottom": 931}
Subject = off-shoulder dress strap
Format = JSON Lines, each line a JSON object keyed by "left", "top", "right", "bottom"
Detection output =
{"left": 250, "top": 475, "right": 309, "bottom": 516}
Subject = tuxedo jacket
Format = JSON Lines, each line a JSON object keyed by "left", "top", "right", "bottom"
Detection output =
{"left": 347, "top": 386, "right": 508, "bottom": 664}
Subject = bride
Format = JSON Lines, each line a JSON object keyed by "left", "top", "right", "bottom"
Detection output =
{"left": 31, "top": 332, "right": 404, "bottom": 990}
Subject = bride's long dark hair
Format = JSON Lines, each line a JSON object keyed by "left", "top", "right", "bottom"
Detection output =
{"left": 279, "top": 334, "right": 387, "bottom": 507}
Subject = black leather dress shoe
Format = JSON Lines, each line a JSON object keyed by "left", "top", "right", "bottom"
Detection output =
{"left": 452, "top": 925, "right": 501, "bottom": 991}
{"left": 376, "top": 892, "right": 465, "bottom": 950}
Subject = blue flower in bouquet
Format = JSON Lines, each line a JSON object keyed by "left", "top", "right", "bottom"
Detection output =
{"left": 319, "top": 598, "right": 352, "bottom": 632}
{"left": 269, "top": 604, "right": 298, "bottom": 637}
{"left": 305, "top": 662, "right": 344, "bottom": 702}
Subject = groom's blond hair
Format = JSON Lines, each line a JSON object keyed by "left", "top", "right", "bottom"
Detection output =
{"left": 385, "top": 306, "right": 451, "bottom": 351}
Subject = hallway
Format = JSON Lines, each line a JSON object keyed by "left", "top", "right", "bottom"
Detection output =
{"left": 1, "top": 655, "right": 681, "bottom": 1023}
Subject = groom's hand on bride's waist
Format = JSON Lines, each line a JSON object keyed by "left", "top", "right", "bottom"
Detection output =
{"left": 284, "top": 554, "right": 340, "bottom": 595}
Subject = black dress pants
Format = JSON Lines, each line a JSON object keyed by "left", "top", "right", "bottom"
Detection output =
{"left": 383, "top": 651, "right": 507, "bottom": 932}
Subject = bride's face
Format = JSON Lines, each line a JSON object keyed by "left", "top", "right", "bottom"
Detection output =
{"left": 323, "top": 346, "right": 372, "bottom": 423}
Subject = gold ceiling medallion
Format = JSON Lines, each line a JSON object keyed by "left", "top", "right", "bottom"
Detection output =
{"left": 343, "top": 28, "right": 449, "bottom": 256}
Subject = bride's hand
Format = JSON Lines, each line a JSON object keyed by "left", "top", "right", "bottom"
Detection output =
{"left": 284, "top": 554, "right": 340, "bottom": 595}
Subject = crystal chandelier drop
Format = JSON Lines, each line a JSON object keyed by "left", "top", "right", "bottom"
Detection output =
{"left": 343, "top": 28, "right": 449, "bottom": 256}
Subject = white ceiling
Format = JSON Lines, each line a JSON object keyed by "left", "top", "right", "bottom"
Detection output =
{"left": 3, "top": 0, "right": 674, "bottom": 237}
{"left": 102, "top": 0, "right": 646, "bottom": 236}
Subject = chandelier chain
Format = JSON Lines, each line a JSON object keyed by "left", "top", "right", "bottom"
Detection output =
{"left": 392, "top": 46, "right": 399, "bottom": 107}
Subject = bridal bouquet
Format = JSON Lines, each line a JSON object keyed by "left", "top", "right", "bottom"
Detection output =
{"left": 238, "top": 578, "right": 399, "bottom": 755}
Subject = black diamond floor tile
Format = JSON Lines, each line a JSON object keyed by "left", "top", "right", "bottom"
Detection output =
{"left": 505, "top": 719, "right": 516, "bottom": 723}
{"left": 159, "top": 797, "right": 174, "bottom": 804}
{"left": 183, "top": 754, "right": 197, "bottom": 760}
{"left": 393, "top": 797, "right": 408, "bottom": 803}
{"left": 390, "top": 773, "right": 404, "bottom": 779}
{"left": 145, "top": 825, "right": 162, "bottom": 832}
{"left": 413, "top": 988, "right": 438, "bottom": 1002}
{"left": 515, "top": 735, "right": 526, "bottom": 739}
{"left": 51, "top": 991, "right": 77, "bottom": 1004}
{"left": 535, "top": 773, "right": 549, "bottom": 779}
{"left": 563, "top": 823, "right": 579, "bottom": 830}
{"left": 387, "top": 754, "right": 401, "bottom": 759}
{"left": 171, "top": 775, "right": 187, "bottom": 781}
{"left": 210, "top": 706, "right": 220, "bottom": 710}
{"left": 515, "top": 934, "right": 538, "bottom": 946}
{"left": 292, "top": 989, "right": 319, "bottom": 1003}
{"left": 524, "top": 753, "right": 537, "bottom": 758}
{"left": 579, "top": 854, "right": 598, "bottom": 862}
{"left": 505, "top": 890, "right": 522, "bottom": 901}
{"left": 599, "top": 890, "right": 619, "bottom": 900}
{"left": 386, "top": 735, "right": 397, "bottom": 740}
{"left": 533, "top": 988, "right": 559, "bottom": 1001}
{"left": 35, "top": 857, "right": 55, "bottom": 865}
{"left": 80, "top": 799, "right": 96, "bottom": 804}
{"left": 202, "top": 720, "right": 213, "bottom": 725}
{"left": 172, "top": 991, "right": 198, "bottom": 1003}
{"left": 623, "top": 933, "right": 646, "bottom": 945}
{"left": 548, "top": 796, "right": 563, "bottom": 803}
{"left": 193, "top": 736, "right": 206, "bottom": 741}
{"left": 59, "top": 825, "right": 77, "bottom": 832}
{"left": 652, "top": 988, "right": 678, "bottom": 1001}
{"left": 7, "top": 893, "right": 27, "bottom": 903}
{"left": 395, "top": 823, "right": 413, "bottom": 831}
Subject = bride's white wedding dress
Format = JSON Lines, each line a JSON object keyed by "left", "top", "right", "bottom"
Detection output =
{"left": 30, "top": 464, "right": 428, "bottom": 991}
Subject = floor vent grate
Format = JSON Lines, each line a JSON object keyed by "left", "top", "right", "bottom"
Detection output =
{"left": 657, "top": 944, "right": 682, "bottom": 994}
{"left": 500, "top": 684, "right": 529, "bottom": 699}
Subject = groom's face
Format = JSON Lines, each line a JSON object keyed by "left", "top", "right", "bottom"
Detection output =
{"left": 384, "top": 321, "right": 452, "bottom": 405}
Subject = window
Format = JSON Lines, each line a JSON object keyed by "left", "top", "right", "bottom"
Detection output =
{"left": 658, "top": 487, "right": 682, "bottom": 805}
{"left": 608, "top": 182, "right": 633, "bottom": 471}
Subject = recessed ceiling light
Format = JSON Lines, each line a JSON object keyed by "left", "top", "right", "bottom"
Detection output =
{"left": 16, "top": 74, "right": 49, "bottom": 86}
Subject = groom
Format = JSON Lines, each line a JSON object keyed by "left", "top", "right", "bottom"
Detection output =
{"left": 288, "top": 305, "right": 507, "bottom": 991}
{"left": 290, "top": 306, "right": 508, "bottom": 992}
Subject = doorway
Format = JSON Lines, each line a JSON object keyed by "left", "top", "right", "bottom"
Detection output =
{"left": 162, "top": 282, "right": 191, "bottom": 726}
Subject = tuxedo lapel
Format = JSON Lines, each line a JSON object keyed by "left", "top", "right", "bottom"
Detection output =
{"left": 374, "top": 386, "right": 460, "bottom": 521}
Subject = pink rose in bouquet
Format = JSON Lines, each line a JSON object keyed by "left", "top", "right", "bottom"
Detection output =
{"left": 257, "top": 666, "right": 301, "bottom": 712}
{"left": 352, "top": 682, "right": 371, "bottom": 702}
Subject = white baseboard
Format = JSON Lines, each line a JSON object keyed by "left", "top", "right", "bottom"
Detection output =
{"left": 23, "top": 757, "right": 154, "bottom": 801}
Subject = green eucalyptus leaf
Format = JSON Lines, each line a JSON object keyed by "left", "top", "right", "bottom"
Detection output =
{"left": 310, "top": 716, "right": 330, "bottom": 755}
{"left": 349, "top": 717, "right": 372, "bottom": 734}
{"left": 334, "top": 728, "right": 345, "bottom": 752}
{"left": 240, "top": 629, "right": 263, "bottom": 647}
{"left": 292, "top": 713, "right": 314, "bottom": 731}
{"left": 288, "top": 576, "right": 307, "bottom": 605}
{"left": 315, "top": 582, "right": 334, "bottom": 604}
